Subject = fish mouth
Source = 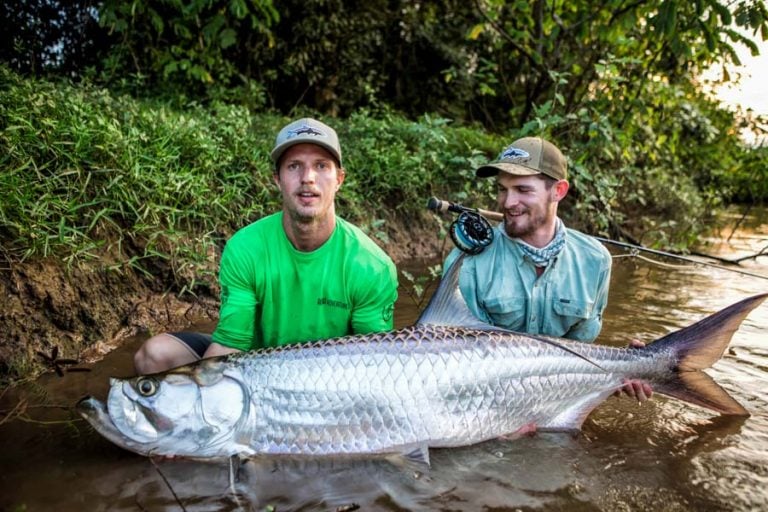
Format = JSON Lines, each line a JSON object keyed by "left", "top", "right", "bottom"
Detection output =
{"left": 77, "top": 396, "right": 155, "bottom": 456}
{"left": 77, "top": 395, "right": 110, "bottom": 422}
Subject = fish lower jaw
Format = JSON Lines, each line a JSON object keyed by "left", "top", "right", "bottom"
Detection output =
{"left": 77, "top": 396, "right": 163, "bottom": 455}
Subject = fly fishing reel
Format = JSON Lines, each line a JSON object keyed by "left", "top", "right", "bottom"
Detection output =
{"left": 450, "top": 211, "right": 494, "bottom": 255}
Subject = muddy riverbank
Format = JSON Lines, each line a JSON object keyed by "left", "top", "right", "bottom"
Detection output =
{"left": 0, "top": 217, "right": 447, "bottom": 385}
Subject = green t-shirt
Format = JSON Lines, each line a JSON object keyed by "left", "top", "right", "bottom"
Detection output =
{"left": 212, "top": 212, "right": 398, "bottom": 350}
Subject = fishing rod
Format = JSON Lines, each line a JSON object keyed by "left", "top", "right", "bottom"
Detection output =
{"left": 427, "top": 197, "right": 504, "bottom": 222}
{"left": 426, "top": 196, "right": 768, "bottom": 281}
{"left": 426, "top": 197, "right": 496, "bottom": 255}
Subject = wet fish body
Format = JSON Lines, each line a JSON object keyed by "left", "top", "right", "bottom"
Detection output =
{"left": 78, "top": 256, "right": 767, "bottom": 461}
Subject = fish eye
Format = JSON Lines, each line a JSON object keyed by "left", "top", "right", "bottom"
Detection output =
{"left": 136, "top": 377, "right": 158, "bottom": 397}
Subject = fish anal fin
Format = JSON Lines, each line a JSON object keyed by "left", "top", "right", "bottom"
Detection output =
{"left": 498, "top": 422, "right": 538, "bottom": 440}
{"left": 539, "top": 391, "right": 611, "bottom": 431}
{"left": 657, "top": 372, "right": 749, "bottom": 417}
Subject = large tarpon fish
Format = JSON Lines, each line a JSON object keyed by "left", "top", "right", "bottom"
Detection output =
{"left": 78, "top": 255, "right": 767, "bottom": 463}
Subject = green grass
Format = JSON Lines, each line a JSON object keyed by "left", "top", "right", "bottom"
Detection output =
{"left": 0, "top": 68, "right": 503, "bottom": 292}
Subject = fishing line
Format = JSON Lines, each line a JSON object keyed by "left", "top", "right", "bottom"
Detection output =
{"left": 612, "top": 253, "right": 693, "bottom": 270}
{"left": 426, "top": 196, "right": 768, "bottom": 281}
{"left": 591, "top": 236, "right": 768, "bottom": 280}
{"left": 149, "top": 456, "right": 188, "bottom": 511}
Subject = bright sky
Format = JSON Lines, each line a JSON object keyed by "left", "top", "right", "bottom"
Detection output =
{"left": 700, "top": 33, "right": 768, "bottom": 146}
{"left": 702, "top": 40, "right": 768, "bottom": 116}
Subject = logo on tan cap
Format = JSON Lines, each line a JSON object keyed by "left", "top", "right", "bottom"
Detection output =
{"left": 499, "top": 146, "right": 531, "bottom": 161}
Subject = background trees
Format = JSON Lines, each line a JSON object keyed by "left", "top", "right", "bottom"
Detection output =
{"left": 2, "top": 0, "right": 767, "bottom": 248}
{"left": 4, "top": 1, "right": 765, "bottom": 127}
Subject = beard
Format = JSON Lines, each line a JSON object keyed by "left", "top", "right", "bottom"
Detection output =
{"left": 503, "top": 204, "right": 555, "bottom": 240}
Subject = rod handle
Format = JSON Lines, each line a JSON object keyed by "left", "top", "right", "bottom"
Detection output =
{"left": 426, "top": 196, "right": 503, "bottom": 222}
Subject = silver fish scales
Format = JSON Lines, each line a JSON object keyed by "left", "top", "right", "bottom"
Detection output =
{"left": 78, "top": 255, "right": 767, "bottom": 462}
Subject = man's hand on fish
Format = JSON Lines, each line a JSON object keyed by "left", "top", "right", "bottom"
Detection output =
{"left": 615, "top": 339, "right": 654, "bottom": 402}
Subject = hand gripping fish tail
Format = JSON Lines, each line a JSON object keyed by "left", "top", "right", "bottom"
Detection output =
{"left": 76, "top": 255, "right": 767, "bottom": 461}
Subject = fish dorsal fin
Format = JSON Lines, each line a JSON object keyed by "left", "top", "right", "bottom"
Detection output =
{"left": 416, "top": 253, "right": 606, "bottom": 371}
{"left": 416, "top": 253, "right": 498, "bottom": 330}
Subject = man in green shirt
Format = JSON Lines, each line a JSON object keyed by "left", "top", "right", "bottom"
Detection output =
{"left": 445, "top": 136, "right": 653, "bottom": 402}
{"left": 134, "top": 118, "right": 398, "bottom": 374}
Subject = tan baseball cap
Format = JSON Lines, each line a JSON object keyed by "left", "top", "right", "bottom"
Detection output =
{"left": 476, "top": 137, "right": 567, "bottom": 180}
{"left": 271, "top": 118, "right": 342, "bottom": 167}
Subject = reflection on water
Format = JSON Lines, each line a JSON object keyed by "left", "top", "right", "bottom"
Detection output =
{"left": 1, "top": 207, "right": 767, "bottom": 511}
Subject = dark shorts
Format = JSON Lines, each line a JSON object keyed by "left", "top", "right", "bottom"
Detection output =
{"left": 169, "top": 331, "right": 213, "bottom": 358}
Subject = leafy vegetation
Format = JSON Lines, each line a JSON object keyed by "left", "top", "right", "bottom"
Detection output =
{"left": 0, "top": 67, "right": 502, "bottom": 288}
{"left": 1, "top": 1, "right": 767, "bottom": 270}
{"left": 5, "top": 2, "right": 767, "bottom": 126}
{"left": 0, "top": 66, "right": 273, "bottom": 289}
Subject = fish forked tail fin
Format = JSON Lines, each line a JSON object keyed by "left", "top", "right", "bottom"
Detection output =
{"left": 649, "top": 292, "right": 767, "bottom": 416}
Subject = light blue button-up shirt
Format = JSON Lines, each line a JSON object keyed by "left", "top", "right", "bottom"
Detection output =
{"left": 444, "top": 222, "right": 612, "bottom": 342}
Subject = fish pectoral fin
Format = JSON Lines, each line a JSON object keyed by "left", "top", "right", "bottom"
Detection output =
{"left": 405, "top": 444, "right": 430, "bottom": 467}
{"left": 386, "top": 443, "right": 431, "bottom": 470}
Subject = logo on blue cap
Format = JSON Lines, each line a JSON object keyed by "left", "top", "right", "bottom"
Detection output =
{"left": 287, "top": 123, "right": 325, "bottom": 139}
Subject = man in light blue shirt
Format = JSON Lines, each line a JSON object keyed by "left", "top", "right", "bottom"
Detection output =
{"left": 445, "top": 221, "right": 611, "bottom": 342}
{"left": 445, "top": 136, "right": 651, "bottom": 401}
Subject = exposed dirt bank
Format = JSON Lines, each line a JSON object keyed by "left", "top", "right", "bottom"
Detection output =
{"left": 0, "top": 217, "right": 447, "bottom": 386}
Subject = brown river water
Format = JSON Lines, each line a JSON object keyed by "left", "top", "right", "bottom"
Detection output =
{"left": 1, "top": 208, "right": 767, "bottom": 511}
